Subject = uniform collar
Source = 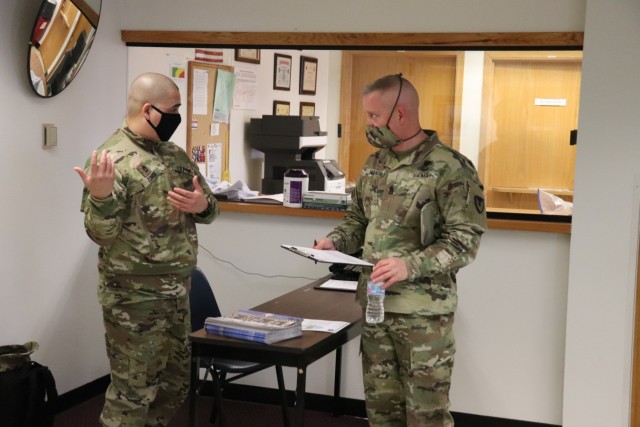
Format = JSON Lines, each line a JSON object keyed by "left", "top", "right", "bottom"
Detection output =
{"left": 379, "top": 129, "right": 440, "bottom": 166}
{"left": 120, "top": 120, "right": 157, "bottom": 152}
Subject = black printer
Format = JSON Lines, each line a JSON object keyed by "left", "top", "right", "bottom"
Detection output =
{"left": 248, "top": 115, "right": 346, "bottom": 195}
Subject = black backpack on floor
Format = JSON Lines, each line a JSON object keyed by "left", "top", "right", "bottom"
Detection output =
{"left": 0, "top": 342, "right": 58, "bottom": 427}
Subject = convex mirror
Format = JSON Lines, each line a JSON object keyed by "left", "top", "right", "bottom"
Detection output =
{"left": 28, "top": 0, "right": 101, "bottom": 97}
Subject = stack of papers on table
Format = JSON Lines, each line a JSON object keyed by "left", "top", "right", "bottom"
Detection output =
{"left": 204, "top": 309, "right": 302, "bottom": 344}
{"left": 301, "top": 319, "right": 350, "bottom": 333}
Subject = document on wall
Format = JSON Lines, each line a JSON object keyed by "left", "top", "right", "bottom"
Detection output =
{"left": 233, "top": 68, "right": 258, "bottom": 110}
{"left": 192, "top": 69, "right": 209, "bottom": 116}
{"left": 281, "top": 244, "right": 373, "bottom": 266}
{"left": 207, "top": 143, "right": 222, "bottom": 183}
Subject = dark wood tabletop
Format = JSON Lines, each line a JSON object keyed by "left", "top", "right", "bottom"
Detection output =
{"left": 189, "top": 277, "right": 362, "bottom": 366}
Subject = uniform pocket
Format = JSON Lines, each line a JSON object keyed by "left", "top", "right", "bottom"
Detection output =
{"left": 420, "top": 201, "right": 442, "bottom": 246}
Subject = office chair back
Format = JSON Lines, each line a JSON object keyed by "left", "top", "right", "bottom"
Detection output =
{"left": 188, "top": 267, "right": 291, "bottom": 426}
{"left": 190, "top": 267, "right": 222, "bottom": 332}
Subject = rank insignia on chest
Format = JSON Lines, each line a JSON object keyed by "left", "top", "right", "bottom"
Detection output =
{"left": 136, "top": 163, "right": 152, "bottom": 177}
{"left": 136, "top": 164, "right": 157, "bottom": 183}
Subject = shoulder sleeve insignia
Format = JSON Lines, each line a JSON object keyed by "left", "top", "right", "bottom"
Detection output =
{"left": 474, "top": 195, "right": 485, "bottom": 213}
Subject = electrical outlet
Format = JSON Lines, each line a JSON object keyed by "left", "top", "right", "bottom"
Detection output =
{"left": 43, "top": 123, "right": 57, "bottom": 149}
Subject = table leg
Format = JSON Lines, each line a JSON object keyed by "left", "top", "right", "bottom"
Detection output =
{"left": 333, "top": 346, "right": 343, "bottom": 416}
{"left": 188, "top": 344, "right": 198, "bottom": 427}
{"left": 294, "top": 367, "right": 307, "bottom": 427}
{"left": 276, "top": 365, "right": 291, "bottom": 427}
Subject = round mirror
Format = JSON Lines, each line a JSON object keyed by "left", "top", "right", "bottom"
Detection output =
{"left": 28, "top": 0, "right": 101, "bottom": 98}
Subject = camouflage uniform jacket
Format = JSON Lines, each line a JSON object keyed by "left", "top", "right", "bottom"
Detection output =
{"left": 327, "top": 130, "right": 486, "bottom": 315}
{"left": 80, "top": 123, "right": 219, "bottom": 301}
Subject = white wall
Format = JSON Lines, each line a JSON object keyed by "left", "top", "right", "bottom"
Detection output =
{"left": 120, "top": 0, "right": 585, "bottom": 33}
{"left": 0, "top": 0, "right": 126, "bottom": 393}
{"left": 563, "top": 0, "right": 640, "bottom": 426}
{"left": 13, "top": 0, "right": 640, "bottom": 426}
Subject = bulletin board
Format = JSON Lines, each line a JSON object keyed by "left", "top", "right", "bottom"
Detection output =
{"left": 186, "top": 61, "right": 234, "bottom": 183}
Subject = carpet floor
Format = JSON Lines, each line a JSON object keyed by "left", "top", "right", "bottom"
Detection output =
{"left": 52, "top": 394, "right": 370, "bottom": 427}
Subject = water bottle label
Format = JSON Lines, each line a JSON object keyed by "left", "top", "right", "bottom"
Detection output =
{"left": 367, "top": 281, "right": 385, "bottom": 296}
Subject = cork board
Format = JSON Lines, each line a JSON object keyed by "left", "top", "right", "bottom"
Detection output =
{"left": 186, "top": 61, "right": 234, "bottom": 182}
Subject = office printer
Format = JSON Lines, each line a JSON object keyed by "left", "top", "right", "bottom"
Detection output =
{"left": 248, "top": 115, "right": 346, "bottom": 195}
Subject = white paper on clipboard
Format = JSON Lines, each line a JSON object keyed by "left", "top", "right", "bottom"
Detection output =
{"left": 281, "top": 244, "right": 373, "bottom": 266}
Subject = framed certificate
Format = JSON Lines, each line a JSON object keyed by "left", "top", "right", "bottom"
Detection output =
{"left": 235, "top": 49, "right": 260, "bottom": 64}
{"left": 299, "top": 56, "right": 318, "bottom": 95}
{"left": 300, "top": 101, "right": 315, "bottom": 117}
{"left": 273, "top": 53, "right": 292, "bottom": 91}
{"left": 273, "top": 100, "right": 290, "bottom": 116}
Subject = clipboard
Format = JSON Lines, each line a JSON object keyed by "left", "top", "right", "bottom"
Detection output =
{"left": 281, "top": 244, "right": 373, "bottom": 266}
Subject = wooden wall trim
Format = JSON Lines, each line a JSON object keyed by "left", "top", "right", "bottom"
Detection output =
{"left": 120, "top": 31, "right": 584, "bottom": 48}
{"left": 218, "top": 202, "right": 571, "bottom": 234}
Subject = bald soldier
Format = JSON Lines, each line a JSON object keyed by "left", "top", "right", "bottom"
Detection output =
{"left": 74, "top": 72, "right": 219, "bottom": 427}
{"left": 314, "top": 74, "right": 486, "bottom": 426}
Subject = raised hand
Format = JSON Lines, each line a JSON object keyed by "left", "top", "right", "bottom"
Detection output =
{"left": 73, "top": 150, "right": 115, "bottom": 200}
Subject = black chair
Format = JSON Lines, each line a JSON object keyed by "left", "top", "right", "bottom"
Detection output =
{"left": 189, "top": 267, "right": 290, "bottom": 427}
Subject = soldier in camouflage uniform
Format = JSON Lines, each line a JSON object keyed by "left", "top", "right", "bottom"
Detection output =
{"left": 315, "top": 74, "right": 486, "bottom": 426}
{"left": 74, "top": 73, "right": 219, "bottom": 427}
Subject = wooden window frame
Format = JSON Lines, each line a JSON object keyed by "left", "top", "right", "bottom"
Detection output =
{"left": 120, "top": 30, "right": 582, "bottom": 234}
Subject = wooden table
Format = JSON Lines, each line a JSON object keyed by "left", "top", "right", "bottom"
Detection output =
{"left": 188, "top": 276, "right": 362, "bottom": 427}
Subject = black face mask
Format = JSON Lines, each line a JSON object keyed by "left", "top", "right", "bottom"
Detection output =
{"left": 146, "top": 105, "right": 181, "bottom": 141}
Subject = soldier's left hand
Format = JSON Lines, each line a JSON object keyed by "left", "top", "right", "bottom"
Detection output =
{"left": 167, "top": 176, "right": 209, "bottom": 214}
{"left": 370, "top": 257, "right": 409, "bottom": 289}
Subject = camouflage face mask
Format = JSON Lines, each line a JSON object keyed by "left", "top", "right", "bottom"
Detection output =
{"left": 365, "top": 74, "right": 404, "bottom": 149}
{"left": 365, "top": 124, "right": 403, "bottom": 149}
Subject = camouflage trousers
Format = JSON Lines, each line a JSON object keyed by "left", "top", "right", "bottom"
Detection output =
{"left": 361, "top": 312, "right": 455, "bottom": 427}
{"left": 100, "top": 296, "right": 191, "bottom": 427}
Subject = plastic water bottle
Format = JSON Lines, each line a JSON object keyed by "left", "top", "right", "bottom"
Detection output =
{"left": 365, "top": 281, "right": 385, "bottom": 324}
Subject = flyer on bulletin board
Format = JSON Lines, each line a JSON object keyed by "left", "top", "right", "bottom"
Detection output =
{"left": 212, "top": 70, "right": 236, "bottom": 123}
{"left": 207, "top": 143, "right": 222, "bottom": 183}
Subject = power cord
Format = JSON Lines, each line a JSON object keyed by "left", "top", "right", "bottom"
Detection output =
{"left": 199, "top": 244, "right": 321, "bottom": 281}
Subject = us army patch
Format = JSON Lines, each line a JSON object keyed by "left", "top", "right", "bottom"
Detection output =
{"left": 475, "top": 195, "right": 485, "bottom": 213}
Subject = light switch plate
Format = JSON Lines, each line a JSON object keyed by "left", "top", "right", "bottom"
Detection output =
{"left": 43, "top": 123, "right": 57, "bottom": 149}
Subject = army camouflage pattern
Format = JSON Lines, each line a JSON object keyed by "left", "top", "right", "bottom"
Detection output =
{"left": 0, "top": 341, "right": 38, "bottom": 372}
{"left": 362, "top": 313, "right": 455, "bottom": 427}
{"left": 327, "top": 130, "right": 486, "bottom": 315}
{"left": 80, "top": 123, "right": 219, "bottom": 306}
{"left": 100, "top": 294, "right": 190, "bottom": 427}
{"left": 78, "top": 122, "right": 219, "bottom": 426}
